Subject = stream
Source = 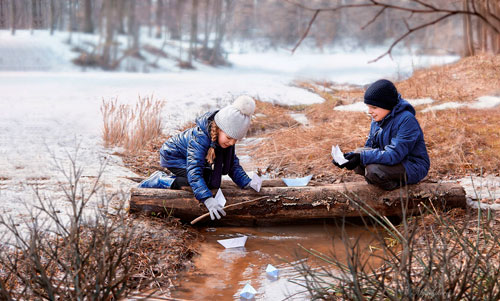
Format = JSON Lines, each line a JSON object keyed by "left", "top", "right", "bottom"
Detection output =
{"left": 170, "top": 223, "right": 382, "bottom": 300}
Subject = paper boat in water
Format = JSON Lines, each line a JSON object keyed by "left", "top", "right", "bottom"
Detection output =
{"left": 217, "top": 235, "right": 248, "bottom": 249}
{"left": 239, "top": 283, "right": 257, "bottom": 300}
{"left": 282, "top": 175, "right": 313, "bottom": 187}
{"left": 266, "top": 264, "right": 279, "bottom": 279}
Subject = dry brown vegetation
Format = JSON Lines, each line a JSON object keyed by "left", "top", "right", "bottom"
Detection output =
{"left": 250, "top": 54, "right": 500, "bottom": 182}
{"left": 101, "top": 96, "right": 164, "bottom": 155}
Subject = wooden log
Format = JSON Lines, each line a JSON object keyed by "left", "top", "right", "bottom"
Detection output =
{"left": 129, "top": 182, "right": 466, "bottom": 226}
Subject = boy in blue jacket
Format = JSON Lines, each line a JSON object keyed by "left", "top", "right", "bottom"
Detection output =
{"left": 334, "top": 79, "right": 430, "bottom": 190}
{"left": 139, "top": 95, "right": 259, "bottom": 220}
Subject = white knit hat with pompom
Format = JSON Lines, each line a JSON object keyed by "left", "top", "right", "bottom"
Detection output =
{"left": 214, "top": 95, "right": 255, "bottom": 140}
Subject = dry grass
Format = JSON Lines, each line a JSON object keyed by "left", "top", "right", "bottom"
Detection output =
{"left": 101, "top": 96, "right": 165, "bottom": 155}
{"left": 399, "top": 53, "right": 500, "bottom": 102}
{"left": 250, "top": 111, "right": 370, "bottom": 179}
{"left": 250, "top": 54, "right": 500, "bottom": 181}
{"left": 247, "top": 99, "right": 301, "bottom": 135}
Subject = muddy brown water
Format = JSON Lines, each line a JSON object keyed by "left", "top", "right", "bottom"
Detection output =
{"left": 170, "top": 223, "right": 383, "bottom": 300}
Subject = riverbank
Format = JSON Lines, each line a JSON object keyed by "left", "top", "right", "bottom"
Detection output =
{"left": 122, "top": 53, "right": 500, "bottom": 298}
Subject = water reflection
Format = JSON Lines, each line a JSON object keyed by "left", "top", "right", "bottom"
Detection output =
{"left": 172, "top": 223, "right": 381, "bottom": 300}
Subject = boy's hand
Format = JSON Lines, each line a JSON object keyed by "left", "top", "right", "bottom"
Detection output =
{"left": 204, "top": 197, "right": 226, "bottom": 220}
{"left": 340, "top": 153, "right": 360, "bottom": 170}
{"left": 332, "top": 159, "right": 341, "bottom": 168}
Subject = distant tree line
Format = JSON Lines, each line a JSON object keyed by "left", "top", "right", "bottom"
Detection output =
{"left": 0, "top": 0, "right": 497, "bottom": 69}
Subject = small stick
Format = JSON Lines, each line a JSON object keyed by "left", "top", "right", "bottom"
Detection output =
{"left": 190, "top": 196, "right": 269, "bottom": 225}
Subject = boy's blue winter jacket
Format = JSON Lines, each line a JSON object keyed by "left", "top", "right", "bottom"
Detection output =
{"left": 159, "top": 111, "right": 251, "bottom": 201}
{"left": 361, "top": 97, "right": 430, "bottom": 184}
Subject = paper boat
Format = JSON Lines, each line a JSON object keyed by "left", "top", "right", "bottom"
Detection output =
{"left": 282, "top": 175, "right": 313, "bottom": 187}
{"left": 239, "top": 283, "right": 257, "bottom": 300}
{"left": 217, "top": 235, "right": 248, "bottom": 249}
{"left": 265, "top": 264, "right": 279, "bottom": 278}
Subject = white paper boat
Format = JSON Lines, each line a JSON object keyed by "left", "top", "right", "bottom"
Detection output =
{"left": 217, "top": 235, "right": 248, "bottom": 249}
{"left": 239, "top": 283, "right": 257, "bottom": 300}
{"left": 265, "top": 264, "right": 279, "bottom": 278}
{"left": 331, "top": 145, "right": 348, "bottom": 165}
{"left": 282, "top": 175, "right": 313, "bottom": 187}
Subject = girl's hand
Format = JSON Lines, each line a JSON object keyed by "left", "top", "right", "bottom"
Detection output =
{"left": 247, "top": 174, "right": 262, "bottom": 192}
{"left": 204, "top": 197, "right": 226, "bottom": 220}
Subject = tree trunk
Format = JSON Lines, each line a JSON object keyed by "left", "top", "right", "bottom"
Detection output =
{"left": 155, "top": 0, "right": 162, "bottom": 38}
{"left": 102, "top": 0, "right": 116, "bottom": 68}
{"left": 462, "top": 0, "right": 474, "bottom": 56}
{"left": 0, "top": 0, "right": 6, "bottom": 28}
{"left": 130, "top": 182, "right": 467, "bottom": 226}
{"left": 116, "top": 0, "right": 127, "bottom": 34}
{"left": 10, "top": 0, "right": 16, "bottom": 34}
{"left": 31, "top": 0, "right": 42, "bottom": 29}
{"left": 67, "top": 0, "right": 75, "bottom": 43}
{"left": 203, "top": 0, "right": 211, "bottom": 48}
{"left": 128, "top": 0, "right": 139, "bottom": 53}
{"left": 49, "top": 0, "right": 56, "bottom": 34}
{"left": 83, "top": 0, "right": 94, "bottom": 33}
{"left": 188, "top": 0, "right": 199, "bottom": 64}
{"left": 147, "top": 0, "right": 152, "bottom": 37}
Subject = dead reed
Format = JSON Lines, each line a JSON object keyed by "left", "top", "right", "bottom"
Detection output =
{"left": 289, "top": 202, "right": 500, "bottom": 300}
{"left": 101, "top": 96, "right": 165, "bottom": 155}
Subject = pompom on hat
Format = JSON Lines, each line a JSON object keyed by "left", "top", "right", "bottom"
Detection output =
{"left": 364, "top": 79, "right": 399, "bottom": 110}
{"left": 215, "top": 95, "right": 255, "bottom": 140}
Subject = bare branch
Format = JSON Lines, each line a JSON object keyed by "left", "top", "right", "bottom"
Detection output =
{"left": 362, "top": 7, "right": 386, "bottom": 30}
{"left": 291, "top": 9, "right": 320, "bottom": 54}
{"left": 368, "top": 12, "right": 457, "bottom": 63}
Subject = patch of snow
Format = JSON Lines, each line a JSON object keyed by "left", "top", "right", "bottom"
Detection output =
{"left": 407, "top": 97, "right": 435, "bottom": 106}
{"left": 422, "top": 96, "right": 500, "bottom": 112}
{"left": 334, "top": 102, "right": 368, "bottom": 112}
{"left": 421, "top": 102, "right": 465, "bottom": 112}
{"left": 458, "top": 175, "right": 500, "bottom": 211}
{"left": 472, "top": 96, "right": 500, "bottom": 109}
{"left": 289, "top": 113, "right": 309, "bottom": 126}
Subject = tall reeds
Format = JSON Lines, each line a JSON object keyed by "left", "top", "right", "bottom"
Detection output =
{"left": 101, "top": 96, "right": 165, "bottom": 154}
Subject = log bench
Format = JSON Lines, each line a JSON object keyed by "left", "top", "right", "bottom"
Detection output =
{"left": 129, "top": 180, "right": 466, "bottom": 226}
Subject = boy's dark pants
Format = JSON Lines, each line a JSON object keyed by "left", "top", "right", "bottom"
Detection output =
{"left": 353, "top": 147, "right": 407, "bottom": 190}
{"left": 354, "top": 163, "right": 407, "bottom": 191}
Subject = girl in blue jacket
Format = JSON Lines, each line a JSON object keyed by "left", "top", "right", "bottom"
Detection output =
{"left": 139, "top": 95, "right": 259, "bottom": 220}
{"left": 334, "top": 79, "right": 430, "bottom": 190}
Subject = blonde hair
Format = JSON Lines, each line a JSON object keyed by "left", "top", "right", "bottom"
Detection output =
{"left": 205, "top": 120, "right": 218, "bottom": 164}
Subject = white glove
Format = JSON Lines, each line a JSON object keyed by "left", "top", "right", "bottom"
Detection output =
{"left": 247, "top": 174, "right": 262, "bottom": 192}
{"left": 204, "top": 197, "right": 226, "bottom": 220}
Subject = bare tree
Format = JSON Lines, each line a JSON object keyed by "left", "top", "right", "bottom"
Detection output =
{"left": 102, "top": 0, "right": 117, "bottom": 68}
{"left": 128, "top": 0, "right": 139, "bottom": 54}
{"left": 116, "top": 0, "right": 127, "bottom": 34}
{"left": 288, "top": 0, "right": 500, "bottom": 60}
{"left": 0, "top": 0, "right": 7, "bottom": 28}
{"left": 203, "top": 0, "right": 212, "bottom": 48}
{"left": 188, "top": 0, "right": 199, "bottom": 64}
{"left": 463, "top": 0, "right": 475, "bottom": 56}
{"left": 49, "top": 0, "right": 57, "bottom": 35}
{"left": 82, "top": 0, "right": 94, "bottom": 33}
{"left": 210, "top": 0, "right": 233, "bottom": 65}
{"left": 155, "top": 0, "right": 163, "bottom": 38}
{"left": 11, "top": 0, "right": 16, "bottom": 34}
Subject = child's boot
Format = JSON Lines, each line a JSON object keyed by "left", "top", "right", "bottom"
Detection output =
{"left": 138, "top": 171, "right": 176, "bottom": 189}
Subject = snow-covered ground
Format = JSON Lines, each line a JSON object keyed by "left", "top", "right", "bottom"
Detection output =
{"left": 1, "top": 29, "right": 496, "bottom": 232}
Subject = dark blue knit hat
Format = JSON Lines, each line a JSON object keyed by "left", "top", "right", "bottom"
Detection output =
{"left": 364, "top": 79, "right": 399, "bottom": 110}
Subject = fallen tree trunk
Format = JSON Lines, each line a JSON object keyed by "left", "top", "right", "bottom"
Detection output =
{"left": 129, "top": 181, "right": 466, "bottom": 226}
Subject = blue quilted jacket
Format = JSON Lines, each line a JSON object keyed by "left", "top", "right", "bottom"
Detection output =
{"left": 159, "top": 111, "right": 251, "bottom": 201}
{"left": 361, "top": 96, "right": 430, "bottom": 184}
